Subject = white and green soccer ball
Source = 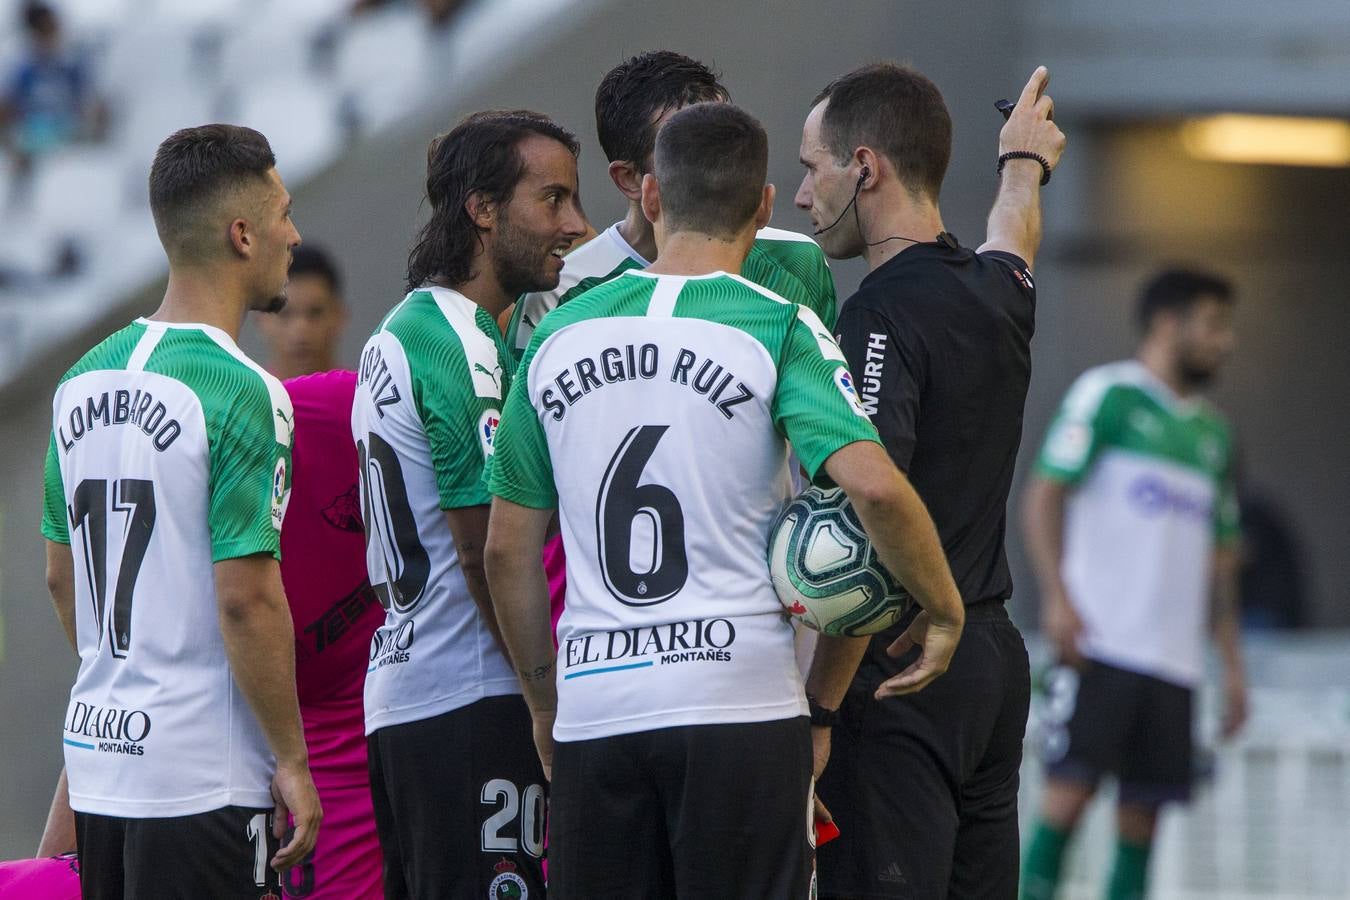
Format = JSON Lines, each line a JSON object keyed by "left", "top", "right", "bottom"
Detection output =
{"left": 768, "top": 485, "right": 912, "bottom": 637}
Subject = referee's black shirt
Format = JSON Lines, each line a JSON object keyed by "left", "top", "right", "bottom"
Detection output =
{"left": 834, "top": 240, "right": 1035, "bottom": 676}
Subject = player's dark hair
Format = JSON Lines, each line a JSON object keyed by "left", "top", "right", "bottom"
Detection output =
{"left": 653, "top": 102, "right": 766, "bottom": 240}
{"left": 289, "top": 244, "right": 343, "bottom": 297}
{"left": 406, "top": 109, "right": 579, "bottom": 292}
{"left": 595, "top": 50, "right": 729, "bottom": 170}
{"left": 813, "top": 62, "right": 951, "bottom": 201}
{"left": 1137, "top": 268, "right": 1234, "bottom": 332}
{"left": 148, "top": 124, "right": 276, "bottom": 257}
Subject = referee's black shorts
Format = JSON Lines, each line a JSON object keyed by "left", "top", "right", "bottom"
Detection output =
{"left": 816, "top": 600, "right": 1031, "bottom": 900}
{"left": 548, "top": 716, "right": 815, "bottom": 899}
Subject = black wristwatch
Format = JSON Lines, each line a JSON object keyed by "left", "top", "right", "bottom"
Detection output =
{"left": 807, "top": 695, "right": 840, "bottom": 728}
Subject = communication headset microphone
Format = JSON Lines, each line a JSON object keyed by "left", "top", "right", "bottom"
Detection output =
{"left": 812, "top": 164, "right": 957, "bottom": 250}
{"left": 812, "top": 167, "right": 869, "bottom": 237}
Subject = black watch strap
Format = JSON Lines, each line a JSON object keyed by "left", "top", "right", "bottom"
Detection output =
{"left": 807, "top": 696, "right": 840, "bottom": 728}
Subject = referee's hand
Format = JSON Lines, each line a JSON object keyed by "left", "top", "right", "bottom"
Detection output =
{"left": 271, "top": 760, "right": 321, "bottom": 872}
{"left": 875, "top": 611, "right": 962, "bottom": 697}
{"left": 999, "top": 66, "right": 1066, "bottom": 173}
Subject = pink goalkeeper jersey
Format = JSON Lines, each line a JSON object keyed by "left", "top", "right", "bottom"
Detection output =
{"left": 282, "top": 371, "right": 382, "bottom": 899}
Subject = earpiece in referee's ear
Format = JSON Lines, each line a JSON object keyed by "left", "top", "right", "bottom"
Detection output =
{"left": 858, "top": 166, "right": 870, "bottom": 185}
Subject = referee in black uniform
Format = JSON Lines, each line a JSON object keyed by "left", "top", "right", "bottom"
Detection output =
{"left": 798, "top": 64, "right": 1066, "bottom": 899}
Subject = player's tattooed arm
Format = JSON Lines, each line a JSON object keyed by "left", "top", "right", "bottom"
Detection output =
{"left": 483, "top": 497, "right": 558, "bottom": 715}
{"left": 446, "top": 506, "right": 514, "bottom": 664}
{"left": 485, "top": 497, "right": 560, "bottom": 777}
{"left": 518, "top": 661, "right": 554, "bottom": 683}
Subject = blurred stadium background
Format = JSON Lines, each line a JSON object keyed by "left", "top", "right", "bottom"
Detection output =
{"left": 0, "top": 0, "right": 1346, "bottom": 895}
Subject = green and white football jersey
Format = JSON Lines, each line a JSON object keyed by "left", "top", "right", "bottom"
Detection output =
{"left": 1037, "top": 360, "right": 1239, "bottom": 686}
{"left": 490, "top": 270, "right": 880, "bottom": 741}
{"left": 41, "top": 319, "right": 293, "bottom": 818}
{"left": 351, "top": 286, "right": 519, "bottom": 734}
{"left": 504, "top": 223, "right": 838, "bottom": 361}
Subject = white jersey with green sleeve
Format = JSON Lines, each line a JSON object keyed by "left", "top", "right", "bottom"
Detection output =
{"left": 351, "top": 286, "right": 519, "bottom": 734}
{"left": 504, "top": 223, "right": 838, "bottom": 361}
{"left": 489, "top": 270, "right": 881, "bottom": 741}
{"left": 40, "top": 319, "right": 293, "bottom": 818}
{"left": 1036, "top": 360, "right": 1240, "bottom": 686}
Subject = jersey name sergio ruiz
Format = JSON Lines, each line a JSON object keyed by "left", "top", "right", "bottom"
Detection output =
{"left": 42, "top": 319, "right": 292, "bottom": 818}
{"left": 352, "top": 287, "right": 520, "bottom": 735}
{"left": 489, "top": 271, "right": 880, "bottom": 741}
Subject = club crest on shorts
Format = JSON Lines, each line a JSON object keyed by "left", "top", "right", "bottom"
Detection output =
{"left": 478, "top": 408, "right": 501, "bottom": 460}
{"left": 488, "top": 857, "right": 528, "bottom": 899}
{"left": 833, "top": 367, "right": 868, "bottom": 417}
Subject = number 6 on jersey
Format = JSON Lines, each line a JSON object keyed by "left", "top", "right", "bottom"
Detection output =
{"left": 596, "top": 425, "right": 688, "bottom": 606}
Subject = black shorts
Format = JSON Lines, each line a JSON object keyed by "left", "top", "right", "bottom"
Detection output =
{"left": 1039, "top": 659, "right": 1194, "bottom": 806}
{"left": 548, "top": 716, "right": 814, "bottom": 899}
{"left": 367, "top": 694, "right": 546, "bottom": 900}
{"left": 816, "top": 601, "right": 1030, "bottom": 900}
{"left": 75, "top": 805, "right": 279, "bottom": 899}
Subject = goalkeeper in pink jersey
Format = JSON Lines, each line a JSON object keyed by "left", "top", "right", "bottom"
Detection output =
{"left": 279, "top": 368, "right": 383, "bottom": 899}
{"left": 266, "top": 248, "right": 383, "bottom": 899}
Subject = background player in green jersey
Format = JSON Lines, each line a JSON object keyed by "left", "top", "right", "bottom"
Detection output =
{"left": 485, "top": 101, "right": 964, "bottom": 898}
{"left": 503, "top": 50, "right": 839, "bottom": 359}
{"left": 352, "top": 110, "right": 585, "bottom": 898}
{"left": 41, "top": 124, "right": 319, "bottom": 897}
{"left": 1020, "top": 269, "right": 1248, "bottom": 900}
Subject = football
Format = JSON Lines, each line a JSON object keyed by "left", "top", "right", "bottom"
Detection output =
{"left": 768, "top": 485, "right": 912, "bottom": 636}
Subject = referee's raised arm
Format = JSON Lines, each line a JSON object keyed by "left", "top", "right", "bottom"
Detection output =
{"left": 979, "top": 66, "right": 1067, "bottom": 269}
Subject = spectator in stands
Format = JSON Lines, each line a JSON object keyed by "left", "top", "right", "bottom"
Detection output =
{"left": 257, "top": 245, "right": 349, "bottom": 380}
{"left": 0, "top": 2, "right": 104, "bottom": 184}
{"left": 350, "top": 0, "right": 469, "bottom": 28}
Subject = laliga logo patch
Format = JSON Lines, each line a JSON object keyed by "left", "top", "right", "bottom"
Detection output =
{"left": 833, "top": 367, "right": 868, "bottom": 417}
{"left": 270, "top": 457, "right": 287, "bottom": 529}
{"left": 488, "top": 858, "right": 528, "bottom": 899}
{"left": 478, "top": 408, "right": 501, "bottom": 460}
{"left": 1046, "top": 421, "right": 1090, "bottom": 468}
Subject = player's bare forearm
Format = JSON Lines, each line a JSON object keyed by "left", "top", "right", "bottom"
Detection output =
{"left": 826, "top": 442, "right": 963, "bottom": 629}
{"left": 805, "top": 635, "right": 868, "bottom": 710}
{"left": 45, "top": 540, "right": 77, "bottom": 651}
{"left": 1022, "top": 477, "right": 1071, "bottom": 608}
{"left": 485, "top": 497, "right": 559, "bottom": 716}
{"left": 1211, "top": 546, "right": 1245, "bottom": 672}
{"left": 214, "top": 555, "right": 308, "bottom": 768}
{"left": 36, "top": 767, "right": 76, "bottom": 856}
{"left": 1211, "top": 545, "right": 1248, "bottom": 736}
{"left": 445, "top": 506, "right": 512, "bottom": 665}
